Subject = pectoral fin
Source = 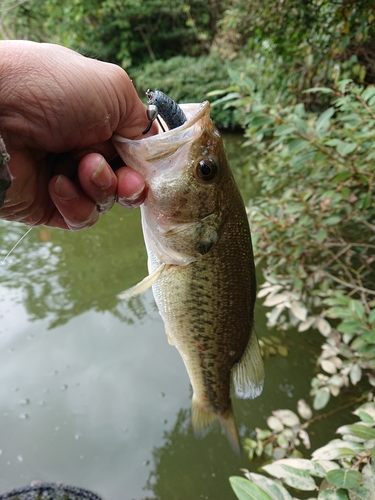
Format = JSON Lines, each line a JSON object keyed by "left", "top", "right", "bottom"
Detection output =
{"left": 232, "top": 330, "right": 265, "bottom": 400}
{"left": 164, "top": 213, "right": 221, "bottom": 260}
{"left": 117, "top": 263, "right": 167, "bottom": 300}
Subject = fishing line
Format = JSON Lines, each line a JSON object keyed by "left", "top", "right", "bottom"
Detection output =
{"left": 0, "top": 226, "right": 33, "bottom": 267}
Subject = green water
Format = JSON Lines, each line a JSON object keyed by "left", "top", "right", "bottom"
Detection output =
{"left": 0, "top": 134, "right": 352, "bottom": 500}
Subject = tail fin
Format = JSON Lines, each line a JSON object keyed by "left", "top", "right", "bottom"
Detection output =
{"left": 191, "top": 395, "right": 241, "bottom": 456}
{"left": 191, "top": 394, "right": 217, "bottom": 439}
{"left": 219, "top": 407, "right": 242, "bottom": 456}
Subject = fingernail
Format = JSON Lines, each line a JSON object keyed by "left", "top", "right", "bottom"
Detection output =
{"left": 54, "top": 175, "right": 78, "bottom": 201}
{"left": 91, "top": 158, "right": 112, "bottom": 188}
{"left": 119, "top": 185, "right": 146, "bottom": 208}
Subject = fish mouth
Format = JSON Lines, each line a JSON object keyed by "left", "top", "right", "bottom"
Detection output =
{"left": 113, "top": 101, "right": 210, "bottom": 148}
{"left": 112, "top": 101, "right": 213, "bottom": 181}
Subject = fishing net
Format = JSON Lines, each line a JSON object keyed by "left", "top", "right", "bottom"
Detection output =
{"left": 0, "top": 483, "right": 103, "bottom": 500}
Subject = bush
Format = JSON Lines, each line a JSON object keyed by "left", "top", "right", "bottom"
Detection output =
{"left": 215, "top": 0, "right": 375, "bottom": 107}
{"left": 240, "top": 79, "right": 375, "bottom": 409}
{"left": 230, "top": 400, "right": 375, "bottom": 499}
{"left": 214, "top": 75, "right": 375, "bottom": 499}
{"left": 213, "top": 77, "right": 375, "bottom": 399}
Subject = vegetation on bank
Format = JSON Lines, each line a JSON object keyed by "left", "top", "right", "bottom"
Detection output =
{"left": 1, "top": 1, "right": 375, "bottom": 498}
{"left": 224, "top": 74, "right": 375, "bottom": 500}
{"left": 2, "top": 0, "right": 375, "bottom": 116}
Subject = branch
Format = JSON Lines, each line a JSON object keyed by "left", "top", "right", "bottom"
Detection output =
{"left": 301, "top": 393, "right": 369, "bottom": 430}
{"left": 321, "top": 270, "right": 375, "bottom": 296}
{"left": 134, "top": 26, "right": 157, "bottom": 62}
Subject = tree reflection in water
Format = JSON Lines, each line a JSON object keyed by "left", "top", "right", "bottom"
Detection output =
{"left": 143, "top": 406, "right": 246, "bottom": 500}
{"left": 0, "top": 206, "right": 150, "bottom": 328}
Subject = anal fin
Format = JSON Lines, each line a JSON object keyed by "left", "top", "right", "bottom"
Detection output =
{"left": 232, "top": 330, "right": 265, "bottom": 400}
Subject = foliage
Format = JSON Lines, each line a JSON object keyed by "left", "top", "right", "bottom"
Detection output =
{"left": 2, "top": 0, "right": 375, "bottom": 114}
{"left": 244, "top": 401, "right": 313, "bottom": 462}
{"left": 215, "top": 0, "right": 375, "bottom": 106}
{"left": 131, "top": 55, "right": 249, "bottom": 128}
{"left": 214, "top": 74, "right": 375, "bottom": 500}
{"left": 3, "top": 0, "right": 375, "bottom": 118}
{"left": 214, "top": 75, "right": 375, "bottom": 409}
{"left": 230, "top": 400, "right": 375, "bottom": 500}
{"left": 0, "top": 0, "right": 222, "bottom": 67}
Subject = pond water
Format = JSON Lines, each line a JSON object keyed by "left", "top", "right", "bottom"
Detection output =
{"left": 0, "top": 134, "right": 351, "bottom": 500}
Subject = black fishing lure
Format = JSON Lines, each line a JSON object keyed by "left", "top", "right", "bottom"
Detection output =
{"left": 142, "top": 89, "right": 187, "bottom": 134}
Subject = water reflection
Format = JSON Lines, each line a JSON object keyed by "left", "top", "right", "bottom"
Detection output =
{"left": 0, "top": 133, "right": 250, "bottom": 331}
{"left": 0, "top": 133, "right": 338, "bottom": 500}
{"left": 0, "top": 208, "right": 149, "bottom": 328}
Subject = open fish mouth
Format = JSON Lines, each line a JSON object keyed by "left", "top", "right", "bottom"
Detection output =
{"left": 113, "top": 100, "right": 209, "bottom": 166}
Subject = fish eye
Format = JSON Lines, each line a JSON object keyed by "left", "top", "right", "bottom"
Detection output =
{"left": 194, "top": 158, "right": 218, "bottom": 182}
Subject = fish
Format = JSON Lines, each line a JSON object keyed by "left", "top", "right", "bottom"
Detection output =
{"left": 113, "top": 95, "right": 264, "bottom": 454}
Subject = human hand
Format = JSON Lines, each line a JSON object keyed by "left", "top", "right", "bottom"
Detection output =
{"left": 0, "top": 40, "right": 154, "bottom": 230}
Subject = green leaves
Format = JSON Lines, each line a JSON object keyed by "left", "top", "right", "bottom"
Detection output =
{"left": 335, "top": 141, "right": 357, "bottom": 156}
{"left": 312, "top": 387, "right": 331, "bottom": 411}
{"left": 230, "top": 474, "right": 295, "bottom": 500}
{"left": 262, "top": 463, "right": 317, "bottom": 491}
{"left": 337, "top": 424, "right": 375, "bottom": 441}
{"left": 362, "top": 463, "right": 375, "bottom": 494}
{"left": 242, "top": 472, "right": 293, "bottom": 500}
{"left": 234, "top": 402, "right": 375, "bottom": 500}
{"left": 244, "top": 402, "right": 313, "bottom": 462}
{"left": 326, "top": 470, "right": 362, "bottom": 489}
{"left": 229, "top": 477, "right": 273, "bottom": 500}
{"left": 317, "top": 489, "right": 349, "bottom": 500}
{"left": 133, "top": 55, "right": 252, "bottom": 128}
{"left": 315, "top": 107, "right": 334, "bottom": 133}
{"left": 230, "top": 73, "right": 375, "bottom": 500}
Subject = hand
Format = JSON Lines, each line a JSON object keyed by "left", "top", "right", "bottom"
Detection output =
{"left": 0, "top": 40, "right": 153, "bottom": 230}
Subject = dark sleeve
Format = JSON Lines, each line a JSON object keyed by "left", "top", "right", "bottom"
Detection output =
{"left": 0, "top": 135, "right": 12, "bottom": 208}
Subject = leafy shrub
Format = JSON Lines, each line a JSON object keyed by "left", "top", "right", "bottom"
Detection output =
{"left": 216, "top": 0, "right": 375, "bottom": 107}
{"left": 213, "top": 75, "right": 375, "bottom": 408}
{"left": 1, "top": 0, "right": 220, "bottom": 68}
{"left": 131, "top": 55, "right": 250, "bottom": 128}
{"left": 230, "top": 400, "right": 375, "bottom": 500}
{"left": 213, "top": 74, "right": 375, "bottom": 500}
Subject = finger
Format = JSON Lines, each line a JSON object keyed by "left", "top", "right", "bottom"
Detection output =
{"left": 77, "top": 153, "right": 117, "bottom": 213}
{"left": 48, "top": 175, "right": 99, "bottom": 230}
{"left": 116, "top": 166, "right": 146, "bottom": 208}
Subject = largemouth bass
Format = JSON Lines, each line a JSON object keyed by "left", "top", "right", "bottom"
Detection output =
{"left": 113, "top": 97, "right": 264, "bottom": 454}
